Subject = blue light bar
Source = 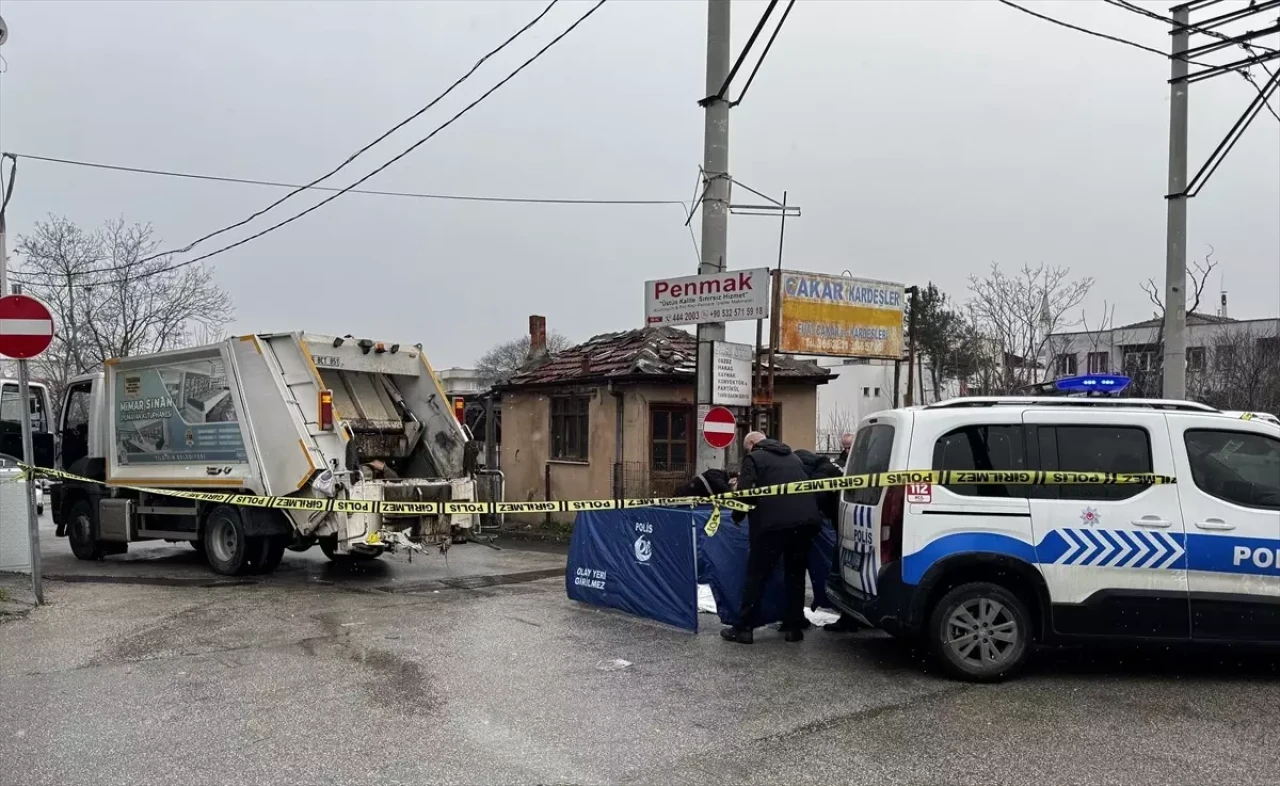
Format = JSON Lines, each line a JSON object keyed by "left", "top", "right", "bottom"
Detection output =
{"left": 1054, "top": 374, "right": 1131, "bottom": 394}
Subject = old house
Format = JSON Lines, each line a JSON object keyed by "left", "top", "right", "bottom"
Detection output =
{"left": 496, "top": 317, "right": 831, "bottom": 519}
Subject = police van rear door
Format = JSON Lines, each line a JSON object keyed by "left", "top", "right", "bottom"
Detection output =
{"left": 837, "top": 414, "right": 904, "bottom": 597}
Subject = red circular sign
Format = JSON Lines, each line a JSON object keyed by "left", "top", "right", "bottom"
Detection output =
{"left": 701, "top": 406, "right": 738, "bottom": 450}
{"left": 0, "top": 294, "right": 56, "bottom": 359}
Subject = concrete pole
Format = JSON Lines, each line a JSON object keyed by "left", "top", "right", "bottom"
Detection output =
{"left": 695, "top": 0, "right": 731, "bottom": 473}
{"left": 1162, "top": 5, "right": 1190, "bottom": 400}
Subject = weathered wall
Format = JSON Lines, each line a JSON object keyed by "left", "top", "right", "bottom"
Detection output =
{"left": 499, "top": 380, "right": 822, "bottom": 524}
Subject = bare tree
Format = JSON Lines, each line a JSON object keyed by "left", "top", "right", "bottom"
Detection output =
{"left": 1126, "top": 250, "right": 1218, "bottom": 397}
{"left": 818, "top": 406, "right": 859, "bottom": 453}
{"left": 1194, "top": 324, "right": 1280, "bottom": 414}
{"left": 966, "top": 263, "right": 1094, "bottom": 393}
{"left": 15, "top": 215, "right": 233, "bottom": 402}
{"left": 475, "top": 332, "right": 572, "bottom": 386}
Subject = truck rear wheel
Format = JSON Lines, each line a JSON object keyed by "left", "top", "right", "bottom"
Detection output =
{"left": 247, "top": 536, "right": 286, "bottom": 574}
{"left": 67, "top": 499, "right": 104, "bottom": 561}
{"left": 203, "top": 505, "right": 250, "bottom": 576}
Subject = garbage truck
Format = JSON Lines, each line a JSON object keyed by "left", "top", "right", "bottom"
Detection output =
{"left": 49, "top": 332, "right": 480, "bottom": 575}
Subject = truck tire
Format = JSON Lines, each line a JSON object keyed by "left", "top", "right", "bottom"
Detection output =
{"left": 247, "top": 536, "right": 286, "bottom": 574}
{"left": 67, "top": 499, "right": 104, "bottom": 561}
{"left": 927, "top": 582, "right": 1031, "bottom": 683}
{"left": 190, "top": 540, "right": 206, "bottom": 556}
{"left": 203, "top": 505, "right": 251, "bottom": 576}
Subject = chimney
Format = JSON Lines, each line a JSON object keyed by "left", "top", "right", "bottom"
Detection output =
{"left": 1220, "top": 291, "right": 1228, "bottom": 319}
{"left": 528, "top": 315, "right": 547, "bottom": 359}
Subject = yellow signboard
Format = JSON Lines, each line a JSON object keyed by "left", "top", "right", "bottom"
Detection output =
{"left": 777, "top": 271, "right": 905, "bottom": 359}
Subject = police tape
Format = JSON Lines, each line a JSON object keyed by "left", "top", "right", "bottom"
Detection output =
{"left": 718, "top": 469, "right": 1176, "bottom": 502}
{"left": 16, "top": 465, "right": 753, "bottom": 517}
{"left": 19, "top": 464, "right": 1174, "bottom": 518}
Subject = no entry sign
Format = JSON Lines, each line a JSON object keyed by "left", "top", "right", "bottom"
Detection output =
{"left": 0, "top": 294, "right": 55, "bottom": 359}
{"left": 701, "top": 405, "right": 737, "bottom": 450}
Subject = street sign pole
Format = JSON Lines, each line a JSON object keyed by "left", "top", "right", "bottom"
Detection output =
{"left": 0, "top": 290, "right": 56, "bottom": 605}
{"left": 17, "top": 357, "right": 42, "bottom": 604}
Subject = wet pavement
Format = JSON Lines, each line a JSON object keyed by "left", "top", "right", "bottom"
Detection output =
{"left": 3, "top": 515, "right": 1279, "bottom": 785}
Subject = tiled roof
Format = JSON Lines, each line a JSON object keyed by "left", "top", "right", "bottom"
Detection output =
{"left": 500, "top": 326, "right": 830, "bottom": 388}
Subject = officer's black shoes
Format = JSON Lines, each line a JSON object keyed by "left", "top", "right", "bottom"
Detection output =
{"left": 720, "top": 626, "right": 754, "bottom": 644}
{"left": 783, "top": 630, "right": 804, "bottom": 643}
{"left": 823, "top": 615, "right": 861, "bottom": 633}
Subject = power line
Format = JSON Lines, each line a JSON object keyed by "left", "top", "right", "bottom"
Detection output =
{"left": 995, "top": 0, "right": 1182, "bottom": 60}
{"left": 731, "top": 0, "right": 796, "bottom": 108}
{"left": 12, "top": 0, "right": 609, "bottom": 286}
{"left": 3, "top": 152, "right": 684, "bottom": 207}
{"left": 145, "top": 0, "right": 561, "bottom": 264}
{"left": 1102, "top": 0, "right": 1280, "bottom": 123}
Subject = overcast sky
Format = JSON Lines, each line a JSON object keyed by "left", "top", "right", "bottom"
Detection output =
{"left": 1, "top": 0, "right": 1276, "bottom": 368}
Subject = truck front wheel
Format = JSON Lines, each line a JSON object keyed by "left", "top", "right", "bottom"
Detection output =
{"left": 203, "top": 505, "right": 250, "bottom": 576}
{"left": 67, "top": 499, "right": 104, "bottom": 561}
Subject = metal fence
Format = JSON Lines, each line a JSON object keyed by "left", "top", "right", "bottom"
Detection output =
{"left": 613, "top": 461, "right": 690, "bottom": 499}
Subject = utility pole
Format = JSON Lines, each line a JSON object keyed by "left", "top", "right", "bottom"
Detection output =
{"left": 1162, "top": 4, "right": 1190, "bottom": 400}
{"left": 695, "top": 0, "right": 731, "bottom": 474}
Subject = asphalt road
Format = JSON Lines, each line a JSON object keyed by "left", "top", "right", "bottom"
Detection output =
{"left": 3, "top": 518, "right": 1279, "bottom": 786}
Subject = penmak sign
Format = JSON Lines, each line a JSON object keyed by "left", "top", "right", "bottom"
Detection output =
{"left": 644, "top": 268, "right": 770, "bottom": 327}
{"left": 777, "top": 271, "right": 905, "bottom": 359}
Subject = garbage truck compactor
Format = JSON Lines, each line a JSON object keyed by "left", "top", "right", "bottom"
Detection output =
{"left": 50, "top": 332, "right": 478, "bottom": 575}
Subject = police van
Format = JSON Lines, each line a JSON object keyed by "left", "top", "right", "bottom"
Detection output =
{"left": 826, "top": 380, "right": 1280, "bottom": 682}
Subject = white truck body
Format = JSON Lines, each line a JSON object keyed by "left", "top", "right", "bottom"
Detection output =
{"left": 54, "top": 331, "right": 478, "bottom": 573}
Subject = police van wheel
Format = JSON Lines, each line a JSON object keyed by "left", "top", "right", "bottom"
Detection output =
{"left": 203, "top": 505, "right": 250, "bottom": 576}
{"left": 928, "top": 582, "right": 1030, "bottom": 683}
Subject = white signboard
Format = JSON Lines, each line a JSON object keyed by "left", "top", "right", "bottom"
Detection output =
{"left": 644, "top": 268, "right": 770, "bottom": 327}
{"left": 712, "top": 341, "right": 753, "bottom": 407}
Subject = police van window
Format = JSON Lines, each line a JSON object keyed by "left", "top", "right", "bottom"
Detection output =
{"left": 932, "top": 425, "right": 1028, "bottom": 498}
{"left": 1037, "top": 426, "right": 1153, "bottom": 501}
{"left": 844, "top": 423, "right": 894, "bottom": 506}
{"left": 1184, "top": 430, "right": 1280, "bottom": 510}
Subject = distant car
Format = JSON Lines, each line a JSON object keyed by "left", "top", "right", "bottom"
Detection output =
{"left": 0, "top": 452, "right": 43, "bottom": 515}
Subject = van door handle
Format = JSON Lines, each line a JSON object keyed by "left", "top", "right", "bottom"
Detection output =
{"left": 1195, "top": 518, "right": 1235, "bottom": 531}
{"left": 1131, "top": 516, "right": 1172, "bottom": 528}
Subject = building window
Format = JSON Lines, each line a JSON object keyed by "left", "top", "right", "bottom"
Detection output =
{"left": 1054, "top": 353, "right": 1078, "bottom": 377}
{"left": 550, "top": 396, "right": 589, "bottom": 461}
{"left": 1215, "top": 344, "right": 1237, "bottom": 371}
{"left": 1086, "top": 351, "right": 1110, "bottom": 374}
{"left": 1123, "top": 350, "right": 1155, "bottom": 372}
{"left": 862, "top": 387, "right": 871, "bottom": 397}
{"left": 1186, "top": 346, "right": 1206, "bottom": 372}
{"left": 650, "top": 406, "right": 692, "bottom": 473}
{"left": 873, "top": 387, "right": 882, "bottom": 397}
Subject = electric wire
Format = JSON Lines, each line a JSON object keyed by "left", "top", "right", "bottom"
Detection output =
{"left": 11, "top": 0, "right": 609, "bottom": 286}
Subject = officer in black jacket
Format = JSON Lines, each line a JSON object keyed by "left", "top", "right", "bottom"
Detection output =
{"left": 721, "top": 432, "right": 824, "bottom": 645}
{"left": 671, "top": 468, "right": 734, "bottom": 499}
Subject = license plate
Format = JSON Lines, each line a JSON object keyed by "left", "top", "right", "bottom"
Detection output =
{"left": 841, "top": 547, "right": 865, "bottom": 572}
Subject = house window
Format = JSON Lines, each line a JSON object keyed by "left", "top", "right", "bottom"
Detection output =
{"left": 1215, "top": 344, "right": 1237, "bottom": 371}
{"left": 862, "top": 387, "right": 871, "bottom": 397}
{"left": 1186, "top": 346, "right": 1206, "bottom": 372}
{"left": 1086, "top": 351, "right": 1110, "bottom": 374}
{"left": 1054, "top": 353, "right": 1078, "bottom": 377}
{"left": 550, "top": 396, "right": 589, "bottom": 461}
{"left": 873, "top": 387, "right": 882, "bottom": 397}
{"left": 1123, "top": 350, "right": 1154, "bottom": 371}
{"left": 650, "top": 406, "right": 692, "bottom": 473}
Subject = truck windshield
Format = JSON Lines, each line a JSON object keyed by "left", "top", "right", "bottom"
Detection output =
{"left": 0, "top": 383, "right": 48, "bottom": 433}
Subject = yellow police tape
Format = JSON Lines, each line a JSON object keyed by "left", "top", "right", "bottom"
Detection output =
{"left": 18, "top": 464, "right": 1175, "bottom": 539}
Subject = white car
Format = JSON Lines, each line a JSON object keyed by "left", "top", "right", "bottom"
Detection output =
{"left": 0, "top": 452, "right": 44, "bottom": 515}
{"left": 828, "top": 396, "right": 1280, "bottom": 682}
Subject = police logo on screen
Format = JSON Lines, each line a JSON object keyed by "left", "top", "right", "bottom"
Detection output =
{"left": 634, "top": 521, "right": 654, "bottom": 563}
